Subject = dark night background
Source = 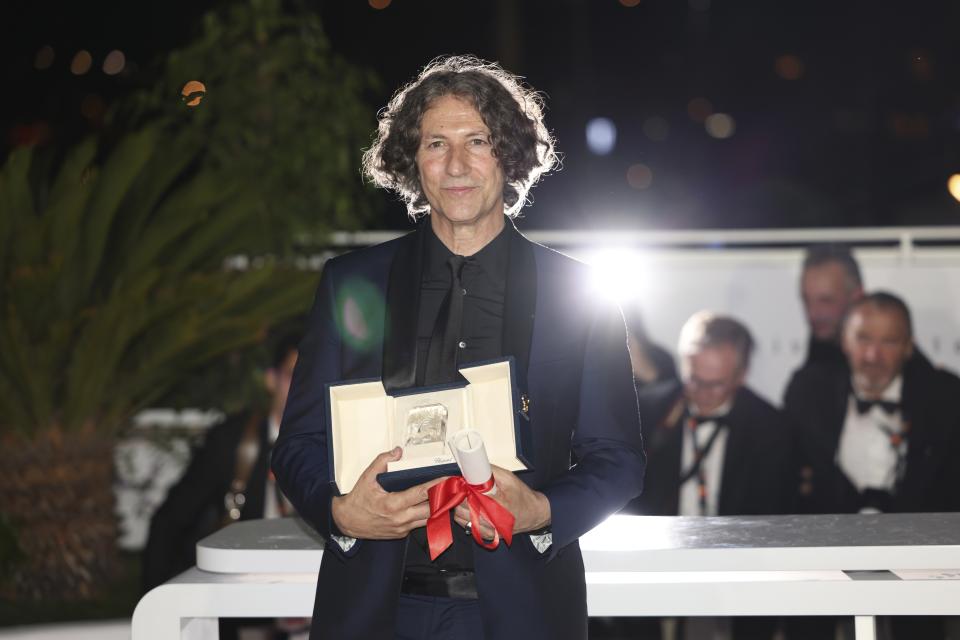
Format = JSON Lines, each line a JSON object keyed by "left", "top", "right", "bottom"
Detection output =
{"left": 3, "top": 0, "right": 959, "bottom": 231}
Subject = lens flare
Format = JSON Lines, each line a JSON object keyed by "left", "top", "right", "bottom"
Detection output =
{"left": 335, "top": 278, "right": 385, "bottom": 352}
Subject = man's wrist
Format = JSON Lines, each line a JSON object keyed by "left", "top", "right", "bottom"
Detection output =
{"left": 331, "top": 495, "right": 352, "bottom": 538}
{"left": 527, "top": 490, "right": 551, "bottom": 532}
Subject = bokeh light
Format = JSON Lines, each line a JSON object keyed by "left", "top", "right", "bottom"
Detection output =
{"left": 775, "top": 54, "right": 804, "bottom": 80}
{"left": 103, "top": 50, "right": 126, "bottom": 76}
{"left": 705, "top": 113, "right": 736, "bottom": 139}
{"left": 626, "top": 164, "right": 653, "bottom": 190}
{"left": 948, "top": 174, "right": 960, "bottom": 204}
{"left": 34, "top": 45, "right": 54, "bottom": 70}
{"left": 70, "top": 50, "right": 92, "bottom": 75}
{"left": 642, "top": 116, "right": 670, "bottom": 142}
{"left": 369, "top": 0, "right": 392, "bottom": 8}
{"left": 586, "top": 117, "right": 617, "bottom": 155}
{"left": 619, "top": 0, "right": 642, "bottom": 6}
{"left": 181, "top": 80, "right": 207, "bottom": 107}
{"left": 687, "top": 97, "right": 713, "bottom": 123}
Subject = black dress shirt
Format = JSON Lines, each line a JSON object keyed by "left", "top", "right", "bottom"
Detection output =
{"left": 404, "top": 222, "right": 510, "bottom": 575}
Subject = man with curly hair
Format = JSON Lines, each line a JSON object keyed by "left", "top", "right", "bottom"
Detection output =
{"left": 273, "top": 56, "right": 645, "bottom": 640}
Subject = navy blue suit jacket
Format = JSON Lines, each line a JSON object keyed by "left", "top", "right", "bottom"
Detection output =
{"left": 272, "top": 222, "right": 645, "bottom": 640}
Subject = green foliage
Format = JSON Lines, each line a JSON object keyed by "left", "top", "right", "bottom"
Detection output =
{"left": 0, "top": 131, "right": 319, "bottom": 437}
{"left": 114, "top": 0, "right": 381, "bottom": 249}
{"left": 0, "top": 1, "right": 380, "bottom": 437}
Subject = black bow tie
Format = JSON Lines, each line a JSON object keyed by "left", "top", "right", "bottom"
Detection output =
{"left": 854, "top": 398, "right": 901, "bottom": 416}
{"left": 687, "top": 412, "right": 727, "bottom": 427}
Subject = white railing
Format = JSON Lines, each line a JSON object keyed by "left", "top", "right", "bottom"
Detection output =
{"left": 328, "top": 225, "right": 960, "bottom": 254}
{"left": 132, "top": 514, "right": 960, "bottom": 640}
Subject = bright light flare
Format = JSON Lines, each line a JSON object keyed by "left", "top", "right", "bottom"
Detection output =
{"left": 584, "top": 248, "right": 651, "bottom": 304}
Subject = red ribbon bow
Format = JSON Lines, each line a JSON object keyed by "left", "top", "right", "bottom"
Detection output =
{"left": 426, "top": 476, "right": 515, "bottom": 560}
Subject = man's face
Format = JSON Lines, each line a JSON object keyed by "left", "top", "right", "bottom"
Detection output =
{"left": 843, "top": 305, "right": 912, "bottom": 398}
{"left": 680, "top": 344, "right": 745, "bottom": 416}
{"left": 801, "top": 262, "right": 863, "bottom": 342}
{"left": 416, "top": 94, "right": 505, "bottom": 228}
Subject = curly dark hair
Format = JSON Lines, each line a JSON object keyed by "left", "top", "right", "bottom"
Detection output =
{"left": 362, "top": 55, "right": 558, "bottom": 219}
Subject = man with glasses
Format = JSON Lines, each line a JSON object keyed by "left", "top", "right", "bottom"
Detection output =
{"left": 627, "top": 311, "right": 790, "bottom": 519}
{"left": 623, "top": 312, "right": 791, "bottom": 639}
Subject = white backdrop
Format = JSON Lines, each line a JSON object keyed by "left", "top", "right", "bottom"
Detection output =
{"left": 116, "top": 229, "right": 960, "bottom": 549}
{"left": 569, "top": 246, "right": 960, "bottom": 405}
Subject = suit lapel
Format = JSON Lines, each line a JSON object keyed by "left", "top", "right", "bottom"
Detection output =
{"left": 718, "top": 395, "right": 746, "bottom": 516}
{"left": 643, "top": 383, "right": 684, "bottom": 515}
{"left": 899, "top": 354, "right": 937, "bottom": 495}
{"left": 661, "top": 416, "right": 684, "bottom": 515}
{"left": 381, "top": 222, "right": 425, "bottom": 393}
{"left": 825, "top": 375, "right": 851, "bottom": 456}
{"left": 502, "top": 222, "right": 536, "bottom": 393}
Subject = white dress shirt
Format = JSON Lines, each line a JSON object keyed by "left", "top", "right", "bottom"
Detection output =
{"left": 679, "top": 401, "right": 731, "bottom": 517}
{"left": 836, "top": 375, "right": 905, "bottom": 497}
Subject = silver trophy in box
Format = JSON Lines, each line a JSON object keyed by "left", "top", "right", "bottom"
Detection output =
{"left": 399, "top": 402, "right": 449, "bottom": 460}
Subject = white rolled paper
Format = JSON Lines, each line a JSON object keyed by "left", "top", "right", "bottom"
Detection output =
{"left": 448, "top": 429, "right": 496, "bottom": 495}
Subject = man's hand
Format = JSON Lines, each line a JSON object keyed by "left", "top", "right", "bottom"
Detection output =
{"left": 452, "top": 466, "right": 551, "bottom": 540}
{"left": 331, "top": 447, "right": 440, "bottom": 539}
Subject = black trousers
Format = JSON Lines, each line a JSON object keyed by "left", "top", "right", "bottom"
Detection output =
{"left": 394, "top": 594, "right": 484, "bottom": 640}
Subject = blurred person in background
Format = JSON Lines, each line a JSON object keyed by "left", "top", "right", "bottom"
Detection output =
{"left": 795, "top": 243, "right": 864, "bottom": 370}
{"left": 622, "top": 307, "right": 677, "bottom": 391}
{"left": 785, "top": 292, "right": 960, "bottom": 515}
{"left": 784, "top": 292, "right": 960, "bottom": 640}
{"left": 143, "top": 333, "right": 302, "bottom": 639}
{"left": 624, "top": 311, "right": 791, "bottom": 640}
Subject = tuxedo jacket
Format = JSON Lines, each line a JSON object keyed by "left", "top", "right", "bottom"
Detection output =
{"left": 142, "top": 412, "right": 271, "bottom": 593}
{"left": 625, "top": 379, "right": 792, "bottom": 517}
{"left": 272, "top": 222, "right": 646, "bottom": 640}
{"left": 783, "top": 351, "right": 960, "bottom": 514}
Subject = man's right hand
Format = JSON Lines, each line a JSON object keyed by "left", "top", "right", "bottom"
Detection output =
{"left": 330, "top": 447, "right": 439, "bottom": 539}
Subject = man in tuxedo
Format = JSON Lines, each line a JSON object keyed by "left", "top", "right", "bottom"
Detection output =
{"left": 623, "top": 312, "right": 789, "bottom": 640}
{"left": 785, "top": 291, "right": 960, "bottom": 515}
{"left": 796, "top": 243, "right": 864, "bottom": 369}
{"left": 627, "top": 312, "right": 790, "bottom": 518}
{"left": 781, "top": 244, "right": 866, "bottom": 521}
{"left": 271, "top": 56, "right": 645, "bottom": 640}
{"left": 784, "top": 292, "right": 960, "bottom": 639}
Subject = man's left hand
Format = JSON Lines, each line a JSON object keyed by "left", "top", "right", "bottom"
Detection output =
{"left": 452, "top": 466, "right": 551, "bottom": 540}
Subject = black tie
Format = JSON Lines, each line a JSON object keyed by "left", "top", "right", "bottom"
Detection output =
{"left": 855, "top": 398, "right": 900, "bottom": 416}
{"left": 423, "top": 256, "right": 466, "bottom": 386}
